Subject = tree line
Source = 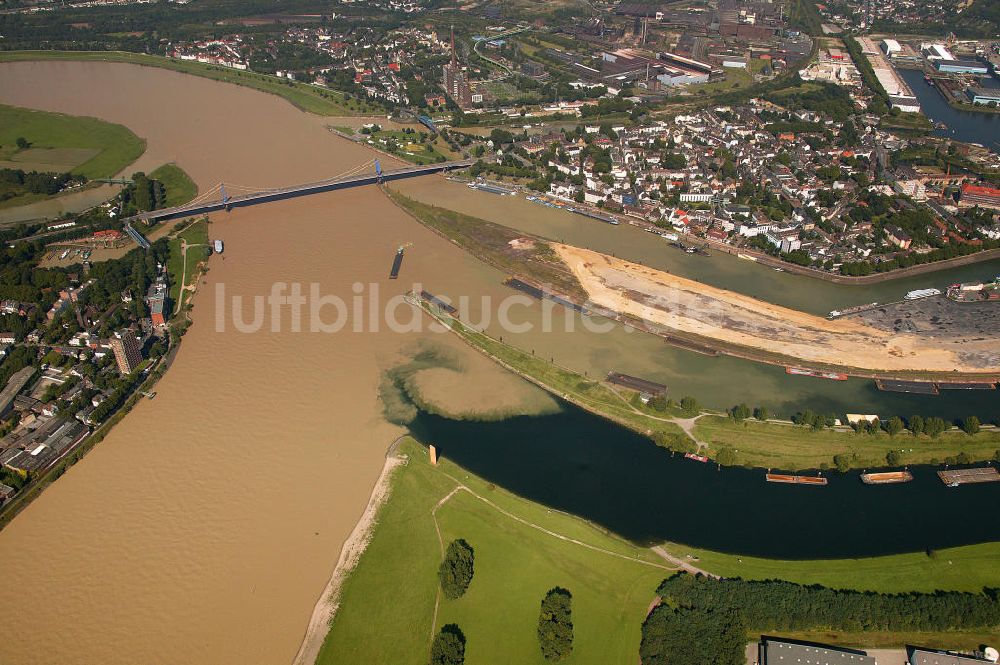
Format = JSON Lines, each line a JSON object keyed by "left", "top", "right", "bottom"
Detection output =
{"left": 641, "top": 572, "right": 1000, "bottom": 664}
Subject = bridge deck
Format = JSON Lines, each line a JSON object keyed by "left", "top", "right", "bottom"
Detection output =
{"left": 123, "top": 159, "right": 473, "bottom": 226}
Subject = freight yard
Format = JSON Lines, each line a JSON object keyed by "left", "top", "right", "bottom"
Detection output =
{"left": 851, "top": 294, "right": 1000, "bottom": 338}
{"left": 553, "top": 243, "right": 1000, "bottom": 374}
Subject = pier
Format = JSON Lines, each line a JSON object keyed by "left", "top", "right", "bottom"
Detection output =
{"left": 938, "top": 467, "right": 1000, "bottom": 486}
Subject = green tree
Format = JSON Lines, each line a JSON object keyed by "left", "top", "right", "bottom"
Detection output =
{"left": 430, "top": 624, "right": 466, "bottom": 665}
{"left": 641, "top": 602, "right": 746, "bottom": 665}
{"left": 648, "top": 394, "right": 669, "bottom": 412}
{"left": 833, "top": 454, "right": 851, "bottom": 473}
{"left": 715, "top": 447, "right": 738, "bottom": 466}
{"left": 925, "top": 417, "right": 947, "bottom": 438}
{"left": 886, "top": 449, "right": 902, "bottom": 466}
{"left": 15, "top": 137, "right": 29, "bottom": 150}
{"left": 753, "top": 406, "right": 769, "bottom": 421}
{"left": 884, "top": 416, "right": 904, "bottom": 436}
{"left": 908, "top": 415, "right": 925, "bottom": 436}
{"left": 438, "top": 539, "right": 474, "bottom": 599}
{"left": 962, "top": 416, "right": 981, "bottom": 436}
{"left": 679, "top": 396, "right": 700, "bottom": 414}
{"left": 537, "top": 588, "right": 573, "bottom": 661}
{"left": 729, "top": 403, "right": 751, "bottom": 422}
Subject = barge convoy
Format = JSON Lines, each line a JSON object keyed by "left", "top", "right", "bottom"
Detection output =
{"left": 765, "top": 473, "right": 828, "bottom": 486}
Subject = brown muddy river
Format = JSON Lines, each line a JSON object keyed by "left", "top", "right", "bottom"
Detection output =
{"left": 0, "top": 61, "right": 552, "bottom": 665}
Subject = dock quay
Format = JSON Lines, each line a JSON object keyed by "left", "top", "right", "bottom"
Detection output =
{"left": 861, "top": 471, "right": 914, "bottom": 485}
{"left": 606, "top": 372, "right": 667, "bottom": 396}
{"left": 875, "top": 379, "right": 940, "bottom": 395}
{"left": 765, "top": 473, "right": 828, "bottom": 486}
{"left": 419, "top": 290, "right": 456, "bottom": 315}
{"left": 938, "top": 467, "right": 1000, "bottom": 486}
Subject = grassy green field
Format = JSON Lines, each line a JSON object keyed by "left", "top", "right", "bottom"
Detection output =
{"left": 364, "top": 130, "right": 449, "bottom": 165}
{"left": 320, "top": 438, "right": 1000, "bottom": 663}
{"left": 0, "top": 50, "right": 380, "bottom": 116}
{"left": 660, "top": 540, "right": 1000, "bottom": 593}
{"left": 166, "top": 218, "right": 210, "bottom": 309}
{"left": 0, "top": 103, "right": 145, "bottom": 180}
{"left": 148, "top": 163, "right": 198, "bottom": 208}
{"left": 317, "top": 438, "right": 671, "bottom": 665}
{"left": 694, "top": 415, "right": 1000, "bottom": 470}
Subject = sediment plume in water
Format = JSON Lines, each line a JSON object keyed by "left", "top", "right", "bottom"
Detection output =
{"left": 380, "top": 341, "right": 561, "bottom": 424}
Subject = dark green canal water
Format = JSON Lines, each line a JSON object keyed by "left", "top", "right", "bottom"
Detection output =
{"left": 409, "top": 403, "right": 1000, "bottom": 559}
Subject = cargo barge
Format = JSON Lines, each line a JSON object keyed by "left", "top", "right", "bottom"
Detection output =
{"left": 468, "top": 182, "right": 516, "bottom": 196}
{"left": 766, "top": 473, "right": 828, "bottom": 486}
{"left": 785, "top": 367, "right": 849, "bottom": 381}
{"left": 389, "top": 247, "right": 405, "bottom": 279}
{"left": 875, "top": 380, "right": 996, "bottom": 394}
{"left": 938, "top": 467, "right": 1000, "bottom": 487}
{"left": 419, "top": 290, "right": 456, "bottom": 315}
{"left": 904, "top": 288, "right": 941, "bottom": 300}
{"left": 565, "top": 206, "right": 620, "bottom": 225}
{"left": 861, "top": 471, "right": 913, "bottom": 484}
{"left": 502, "top": 277, "right": 586, "bottom": 314}
{"left": 875, "top": 379, "right": 939, "bottom": 395}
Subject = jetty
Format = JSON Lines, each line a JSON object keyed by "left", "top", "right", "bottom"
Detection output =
{"left": 938, "top": 467, "right": 1000, "bottom": 486}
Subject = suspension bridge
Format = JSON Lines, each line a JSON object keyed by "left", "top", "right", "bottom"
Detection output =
{"left": 122, "top": 158, "right": 473, "bottom": 227}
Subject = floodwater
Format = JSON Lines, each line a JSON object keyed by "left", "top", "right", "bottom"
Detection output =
{"left": 0, "top": 61, "right": 548, "bottom": 665}
{"left": 0, "top": 59, "right": 997, "bottom": 665}
{"left": 0, "top": 182, "right": 119, "bottom": 225}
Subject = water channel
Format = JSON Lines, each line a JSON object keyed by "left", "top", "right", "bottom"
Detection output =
{"left": 410, "top": 402, "right": 1000, "bottom": 559}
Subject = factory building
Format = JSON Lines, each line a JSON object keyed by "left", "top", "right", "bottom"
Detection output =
{"left": 968, "top": 87, "right": 1000, "bottom": 106}
{"left": 935, "top": 59, "right": 989, "bottom": 74}
{"left": 759, "top": 638, "right": 877, "bottom": 665}
{"left": 880, "top": 39, "right": 901, "bottom": 57}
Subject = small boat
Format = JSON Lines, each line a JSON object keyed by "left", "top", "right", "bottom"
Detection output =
{"left": 773, "top": 267, "right": 784, "bottom": 272}
{"left": 684, "top": 453, "right": 709, "bottom": 463}
{"left": 948, "top": 481, "right": 960, "bottom": 488}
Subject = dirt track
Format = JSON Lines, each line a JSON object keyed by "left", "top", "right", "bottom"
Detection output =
{"left": 554, "top": 244, "right": 1000, "bottom": 374}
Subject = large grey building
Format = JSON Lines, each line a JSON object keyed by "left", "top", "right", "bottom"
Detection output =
{"left": 909, "top": 647, "right": 995, "bottom": 665}
{"left": 760, "top": 637, "right": 877, "bottom": 665}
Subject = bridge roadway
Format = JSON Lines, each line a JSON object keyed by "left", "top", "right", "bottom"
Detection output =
{"left": 124, "top": 159, "right": 474, "bottom": 225}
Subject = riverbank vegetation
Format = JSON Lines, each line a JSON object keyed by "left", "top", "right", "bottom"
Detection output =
{"left": 385, "top": 189, "right": 587, "bottom": 301}
{"left": 165, "top": 217, "right": 210, "bottom": 312}
{"left": 148, "top": 164, "right": 197, "bottom": 208}
{"left": 316, "top": 438, "right": 668, "bottom": 665}
{"left": 0, "top": 51, "right": 380, "bottom": 117}
{"left": 0, "top": 103, "right": 145, "bottom": 208}
{"left": 694, "top": 415, "right": 1000, "bottom": 471}
{"left": 320, "top": 437, "right": 1000, "bottom": 665}
{"left": 418, "top": 296, "right": 1000, "bottom": 471}
{"left": 657, "top": 540, "right": 1000, "bottom": 594}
